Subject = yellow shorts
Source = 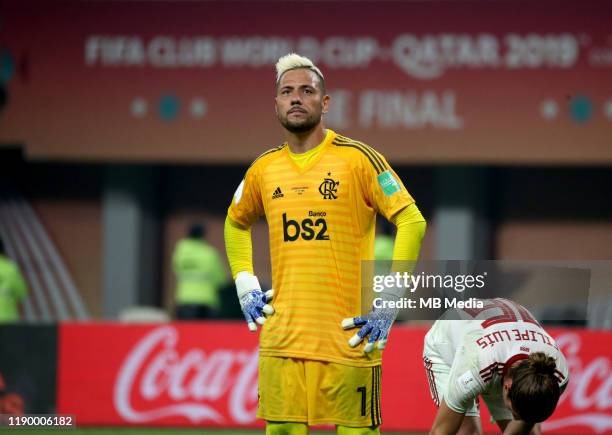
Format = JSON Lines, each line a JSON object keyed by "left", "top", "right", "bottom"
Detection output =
{"left": 257, "top": 356, "right": 382, "bottom": 427}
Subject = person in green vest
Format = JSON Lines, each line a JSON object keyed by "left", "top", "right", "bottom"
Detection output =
{"left": 0, "top": 237, "right": 27, "bottom": 323}
{"left": 173, "top": 223, "right": 228, "bottom": 320}
{"left": 374, "top": 219, "right": 395, "bottom": 261}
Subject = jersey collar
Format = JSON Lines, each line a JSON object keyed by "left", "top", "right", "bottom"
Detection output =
{"left": 285, "top": 129, "right": 336, "bottom": 174}
{"left": 501, "top": 353, "right": 529, "bottom": 380}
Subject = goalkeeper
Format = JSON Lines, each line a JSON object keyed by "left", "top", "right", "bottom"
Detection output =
{"left": 225, "top": 53, "right": 426, "bottom": 435}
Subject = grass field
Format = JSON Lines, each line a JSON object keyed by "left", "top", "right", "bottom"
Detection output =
{"left": 9, "top": 431, "right": 257, "bottom": 435}
{"left": 9, "top": 429, "right": 424, "bottom": 435}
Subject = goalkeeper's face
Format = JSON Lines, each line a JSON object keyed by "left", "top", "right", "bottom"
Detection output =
{"left": 275, "top": 68, "right": 329, "bottom": 134}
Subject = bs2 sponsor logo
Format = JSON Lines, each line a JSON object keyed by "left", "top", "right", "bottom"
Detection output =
{"left": 282, "top": 213, "right": 329, "bottom": 242}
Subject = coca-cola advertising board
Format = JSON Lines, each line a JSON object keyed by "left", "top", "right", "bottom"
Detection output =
{"left": 57, "top": 323, "right": 612, "bottom": 433}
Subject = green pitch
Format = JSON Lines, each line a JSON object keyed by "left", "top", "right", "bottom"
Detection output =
{"left": 10, "top": 431, "right": 257, "bottom": 435}
{"left": 9, "top": 429, "right": 424, "bottom": 435}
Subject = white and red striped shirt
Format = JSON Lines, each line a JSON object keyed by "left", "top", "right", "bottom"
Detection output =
{"left": 442, "top": 298, "right": 569, "bottom": 416}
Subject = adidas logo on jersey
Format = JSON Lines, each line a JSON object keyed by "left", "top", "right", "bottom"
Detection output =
{"left": 272, "top": 187, "right": 284, "bottom": 199}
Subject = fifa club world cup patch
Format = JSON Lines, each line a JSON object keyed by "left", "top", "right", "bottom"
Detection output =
{"left": 457, "top": 371, "right": 480, "bottom": 397}
{"left": 377, "top": 170, "right": 401, "bottom": 196}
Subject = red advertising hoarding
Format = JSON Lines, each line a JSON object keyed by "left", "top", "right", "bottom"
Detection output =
{"left": 1, "top": 1, "right": 612, "bottom": 163}
{"left": 57, "top": 322, "right": 612, "bottom": 433}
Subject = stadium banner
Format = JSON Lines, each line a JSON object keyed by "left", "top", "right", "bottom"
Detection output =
{"left": 1, "top": 1, "right": 612, "bottom": 164}
{"left": 57, "top": 322, "right": 612, "bottom": 433}
{"left": 0, "top": 325, "right": 58, "bottom": 414}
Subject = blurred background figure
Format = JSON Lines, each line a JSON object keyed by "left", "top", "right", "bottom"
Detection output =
{"left": 0, "top": 237, "right": 27, "bottom": 323}
{"left": 374, "top": 219, "right": 396, "bottom": 261}
{"left": 172, "top": 223, "right": 228, "bottom": 320}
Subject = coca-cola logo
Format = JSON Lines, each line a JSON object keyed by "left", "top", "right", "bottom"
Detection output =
{"left": 543, "top": 332, "right": 612, "bottom": 434}
{"left": 113, "top": 326, "right": 259, "bottom": 424}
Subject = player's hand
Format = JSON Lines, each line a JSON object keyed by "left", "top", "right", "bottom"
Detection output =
{"left": 341, "top": 279, "right": 405, "bottom": 353}
{"left": 235, "top": 272, "right": 274, "bottom": 331}
{"left": 342, "top": 306, "right": 398, "bottom": 353}
{"left": 239, "top": 288, "right": 274, "bottom": 331}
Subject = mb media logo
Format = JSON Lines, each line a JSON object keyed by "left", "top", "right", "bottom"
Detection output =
{"left": 272, "top": 187, "right": 284, "bottom": 199}
{"left": 319, "top": 173, "right": 339, "bottom": 200}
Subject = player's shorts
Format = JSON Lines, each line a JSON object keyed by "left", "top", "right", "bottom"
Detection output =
{"left": 422, "top": 320, "right": 511, "bottom": 422}
{"left": 257, "top": 355, "right": 382, "bottom": 427}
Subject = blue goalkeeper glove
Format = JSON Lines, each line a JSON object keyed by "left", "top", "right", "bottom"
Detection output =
{"left": 235, "top": 272, "right": 274, "bottom": 331}
{"left": 341, "top": 286, "right": 403, "bottom": 353}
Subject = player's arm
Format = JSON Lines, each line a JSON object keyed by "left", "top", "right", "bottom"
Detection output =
{"left": 496, "top": 420, "right": 541, "bottom": 435}
{"left": 390, "top": 202, "right": 426, "bottom": 262}
{"left": 431, "top": 337, "right": 485, "bottom": 434}
{"left": 224, "top": 216, "right": 254, "bottom": 277}
{"left": 342, "top": 150, "right": 425, "bottom": 352}
{"left": 497, "top": 420, "right": 536, "bottom": 435}
{"left": 225, "top": 168, "right": 274, "bottom": 331}
{"left": 430, "top": 399, "right": 465, "bottom": 435}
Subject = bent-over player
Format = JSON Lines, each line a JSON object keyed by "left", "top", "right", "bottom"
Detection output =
{"left": 424, "top": 298, "right": 568, "bottom": 435}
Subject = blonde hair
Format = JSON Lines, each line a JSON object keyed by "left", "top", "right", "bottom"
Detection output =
{"left": 275, "top": 53, "right": 325, "bottom": 91}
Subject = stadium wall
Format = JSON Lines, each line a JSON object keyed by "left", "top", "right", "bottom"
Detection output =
{"left": 3, "top": 155, "right": 612, "bottom": 320}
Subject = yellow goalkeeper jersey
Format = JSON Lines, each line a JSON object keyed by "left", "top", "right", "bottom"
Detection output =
{"left": 228, "top": 129, "right": 414, "bottom": 366}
